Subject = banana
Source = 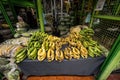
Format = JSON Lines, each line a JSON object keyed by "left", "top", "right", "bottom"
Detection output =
{"left": 15, "top": 48, "right": 25, "bottom": 58}
{"left": 93, "top": 46, "right": 101, "bottom": 56}
{"left": 51, "top": 42, "right": 55, "bottom": 49}
{"left": 80, "top": 46, "right": 88, "bottom": 58}
{"left": 83, "top": 41, "right": 89, "bottom": 48}
{"left": 28, "top": 48, "right": 37, "bottom": 60}
{"left": 15, "top": 48, "right": 27, "bottom": 59}
{"left": 47, "top": 49, "right": 54, "bottom": 62}
{"left": 55, "top": 50, "right": 64, "bottom": 62}
{"left": 27, "top": 47, "right": 34, "bottom": 56}
{"left": 77, "top": 41, "right": 82, "bottom": 49}
{"left": 64, "top": 48, "right": 73, "bottom": 60}
{"left": 88, "top": 46, "right": 95, "bottom": 57}
{"left": 72, "top": 47, "right": 80, "bottom": 59}
{"left": 37, "top": 47, "right": 46, "bottom": 61}
{"left": 16, "top": 54, "right": 27, "bottom": 63}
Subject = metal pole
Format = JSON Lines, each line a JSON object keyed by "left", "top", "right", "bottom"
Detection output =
{"left": 0, "top": 1, "right": 15, "bottom": 34}
{"left": 37, "top": 0, "right": 45, "bottom": 32}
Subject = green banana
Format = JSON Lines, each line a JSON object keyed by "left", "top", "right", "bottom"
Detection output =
{"left": 83, "top": 41, "right": 89, "bottom": 47}
{"left": 14, "top": 48, "right": 24, "bottom": 57}
{"left": 88, "top": 46, "right": 95, "bottom": 57}
{"left": 16, "top": 54, "right": 27, "bottom": 63}
{"left": 27, "top": 47, "right": 34, "bottom": 56}
{"left": 28, "top": 48, "right": 37, "bottom": 60}
{"left": 93, "top": 46, "right": 101, "bottom": 56}
{"left": 15, "top": 48, "right": 27, "bottom": 59}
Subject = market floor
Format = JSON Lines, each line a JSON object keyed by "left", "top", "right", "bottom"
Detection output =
{"left": 27, "top": 73, "right": 120, "bottom": 80}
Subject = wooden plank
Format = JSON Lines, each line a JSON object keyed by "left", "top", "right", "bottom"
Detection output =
{"left": 27, "top": 76, "right": 94, "bottom": 80}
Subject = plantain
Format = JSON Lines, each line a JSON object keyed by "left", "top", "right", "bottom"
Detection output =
{"left": 28, "top": 48, "right": 37, "bottom": 60}
{"left": 80, "top": 46, "right": 88, "bottom": 58}
{"left": 55, "top": 50, "right": 64, "bottom": 62}
{"left": 27, "top": 47, "right": 34, "bottom": 56}
{"left": 15, "top": 48, "right": 26, "bottom": 58}
{"left": 15, "top": 48, "right": 27, "bottom": 63}
{"left": 47, "top": 48, "right": 54, "bottom": 62}
{"left": 37, "top": 47, "right": 46, "bottom": 61}
{"left": 88, "top": 46, "right": 95, "bottom": 57}
{"left": 93, "top": 46, "right": 101, "bottom": 56}
{"left": 72, "top": 47, "right": 80, "bottom": 59}
{"left": 83, "top": 41, "right": 89, "bottom": 48}
{"left": 16, "top": 54, "right": 27, "bottom": 63}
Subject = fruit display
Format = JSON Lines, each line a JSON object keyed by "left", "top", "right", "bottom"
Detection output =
{"left": 13, "top": 26, "right": 103, "bottom": 63}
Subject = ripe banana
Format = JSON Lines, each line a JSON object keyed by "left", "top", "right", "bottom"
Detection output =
{"left": 55, "top": 50, "right": 64, "bottom": 62}
{"left": 37, "top": 47, "right": 46, "bottom": 61}
{"left": 64, "top": 47, "right": 73, "bottom": 60}
{"left": 47, "top": 48, "right": 54, "bottom": 62}
{"left": 80, "top": 46, "right": 88, "bottom": 58}
{"left": 72, "top": 47, "right": 80, "bottom": 59}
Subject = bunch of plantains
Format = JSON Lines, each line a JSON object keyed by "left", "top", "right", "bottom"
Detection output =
{"left": 15, "top": 28, "right": 103, "bottom": 63}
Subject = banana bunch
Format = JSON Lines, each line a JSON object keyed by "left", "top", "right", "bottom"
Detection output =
{"left": 37, "top": 44, "right": 46, "bottom": 61}
{"left": 64, "top": 47, "right": 73, "bottom": 60}
{"left": 80, "top": 46, "right": 88, "bottom": 58}
{"left": 82, "top": 37, "right": 102, "bottom": 57}
{"left": 88, "top": 46, "right": 102, "bottom": 57}
{"left": 80, "top": 28, "right": 94, "bottom": 37}
{"left": 55, "top": 49, "right": 64, "bottom": 62}
{"left": 71, "top": 47, "right": 80, "bottom": 59}
{"left": 27, "top": 47, "right": 37, "bottom": 60}
{"left": 15, "top": 48, "right": 27, "bottom": 63}
{"left": 47, "top": 48, "right": 54, "bottom": 62}
{"left": 28, "top": 31, "right": 48, "bottom": 49}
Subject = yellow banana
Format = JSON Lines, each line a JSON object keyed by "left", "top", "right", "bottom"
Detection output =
{"left": 55, "top": 50, "right": 64, "bottom": 62}
{"left": 51, "top": 42, "right": 55, "bottom": 49}
{"left": 64, "top": 48, "right": 73, "bottom": 60}
{"left": 47, "top": 49, "right": 54, "bottom": 62}
{"left": 72, "top": 47, "right": 80, "bottom": 59}
{"left": 80, "top": 46, "right": 88, "bottom": 58}
{"left": 37, "top": 47, "right": 46, "bottom": 61}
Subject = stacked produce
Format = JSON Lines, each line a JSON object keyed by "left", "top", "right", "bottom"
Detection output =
{"left": 0, "top": 44, "right": 23, "bottom": 57}
{"left": 14, "top": 27, "right": 103, "bottom": 63}
{"left": 80, "top": 28, "right": 102, "bottom": 57}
